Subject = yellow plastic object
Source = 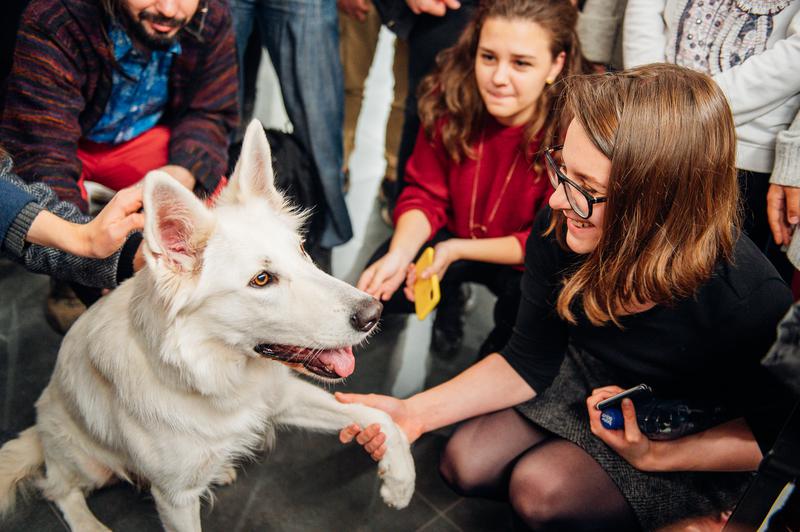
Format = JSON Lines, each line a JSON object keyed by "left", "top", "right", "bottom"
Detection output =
{"left": 414, "top": 247, "right": 441, "bottom": 320}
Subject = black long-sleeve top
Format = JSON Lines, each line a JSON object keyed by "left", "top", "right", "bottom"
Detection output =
{"left": 501, "top": 209, "right": 794, "bottom": 450}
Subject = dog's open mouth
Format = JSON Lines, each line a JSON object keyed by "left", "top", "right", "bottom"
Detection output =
{"left": 254, "top": 344, "right": 355, "bottom": 379}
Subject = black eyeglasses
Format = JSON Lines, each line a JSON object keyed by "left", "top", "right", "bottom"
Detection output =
{"left": 544, "top": 145, "right": 607, "bottom": 219}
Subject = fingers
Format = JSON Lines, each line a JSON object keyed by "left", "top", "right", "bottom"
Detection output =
{"left": 375, "top": 268, "right": 406, "bottom": 301}
{"left": 357, "top": 267, "right": 376, "bottom": 293}
{"left": 366, "top": 264, "right": 389, "bottom": 296}
{"left": 620, "top": 398, "right": 643, "bottom": 443}
{"left": 405, "top": 0, "right": 421, "bottom": 14}
{"left": 355, "top": 424, "right": 382, "bottom": 445}
{"left": 767, "top": 184, "right": 791, "bottom": 246}
{"left": 413, "top": 0, "right": 445, "bottom": 15}
{"left": 441, "top": 0, "right": 461, "bottom": 9}
{"left": 115, "top": 186, "right": 144, "bottom": 214}
{"left": 335, "top": 391, "right": 363, "bottom": 405}
{"left": 339, "top": 423, "right": 362, "bottom": 443}
{"left": 404, "top": 265, "right": 417, "bottom": 302}
{"left": 371, "top": 443, "right": 387, "bottom": 461}
{"left": 786, "top": 186, "right": 800, "bottom": 227}
{"left": 119, "top": 212, "right": 145, "bottom": 235}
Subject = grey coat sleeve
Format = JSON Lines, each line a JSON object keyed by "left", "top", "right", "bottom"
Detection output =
{"left": 0, "top": 165, "right": 136, "bottom": 288}
{"left": 771, "top": 110, "right": 800, "bottom": 187}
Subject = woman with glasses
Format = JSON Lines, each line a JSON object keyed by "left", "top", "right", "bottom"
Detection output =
{"left": 338, "top": 64, "right": 794, "bottom": 530}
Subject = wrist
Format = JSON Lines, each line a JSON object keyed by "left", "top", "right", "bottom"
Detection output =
{"left": 72, "top": 223, "right": 94, "bottom": 257}
{"left": 635, "top": 440, "right": 673, "bottom": 472}
{"left": 387, "top": 244, "right": 417, "bottom": 265}
{"left": 403, "top": 396, "right": 429, "bottom": 442}
{"left": 445, "top": 238, "right": 465, "bottom": 262}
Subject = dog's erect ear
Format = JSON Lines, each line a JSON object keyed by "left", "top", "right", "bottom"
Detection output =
{"left": 226, "top": 119, "right": 285, "bottom": 210}
{"left": 143, "top": 171, "right": 215, "bottom": 274}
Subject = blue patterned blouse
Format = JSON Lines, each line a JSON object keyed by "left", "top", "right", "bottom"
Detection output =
{"left": 87, "top": 25, "right": 181, "bottom": 145}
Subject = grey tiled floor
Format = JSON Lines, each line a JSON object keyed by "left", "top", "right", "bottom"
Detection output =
{"left": 0, "top": 259, "right": 512, "bottom": 531}
{"left": 0, "top": 28, "right": 514, "bottom": 532}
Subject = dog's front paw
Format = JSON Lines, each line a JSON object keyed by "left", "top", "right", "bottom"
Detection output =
{"left": 377, "top": 431, "right": 415, "bottom": 509}
{"left": 378, "top": 460, "right": 415, "bottom": 509}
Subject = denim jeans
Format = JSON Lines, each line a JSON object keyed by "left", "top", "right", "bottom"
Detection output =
{"left": 230, "top": 0, "right": 352, "bottom": 248}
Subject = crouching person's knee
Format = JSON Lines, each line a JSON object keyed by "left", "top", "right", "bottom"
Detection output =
{"left": 508, "top": 473, "right": 568, "bottom": 530}
{"left": 439, "top": 441, "right": 487, "bottom": 497}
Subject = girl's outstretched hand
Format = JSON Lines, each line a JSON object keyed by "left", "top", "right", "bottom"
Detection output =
{"left": 336, "top": 392, "right": 422, "bottom": 461}
{"left": 357, "top": 251, "right": 411, "bottom": 301}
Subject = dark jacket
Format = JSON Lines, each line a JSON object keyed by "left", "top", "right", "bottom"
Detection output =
{"left": 0, "top": 0, "right": 239, "bottom": 212}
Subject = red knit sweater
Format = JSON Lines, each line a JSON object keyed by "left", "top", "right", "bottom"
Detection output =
{"left": 394, "top": 118, "right": 552, "bottom": 261}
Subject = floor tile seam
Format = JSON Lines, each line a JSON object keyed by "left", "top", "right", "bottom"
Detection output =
{"left": 414, "top": 492, "right": 464, "bottom": 532}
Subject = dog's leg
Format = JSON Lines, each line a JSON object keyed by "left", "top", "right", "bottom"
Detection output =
{"left": 53, "top": 490, "right": 111, "bottom": 532}
{"left": 274, "top": 379, "right": 415, "bottom": 508}
{"left": 151, "top": 486, "right": 202, "bottom": 532}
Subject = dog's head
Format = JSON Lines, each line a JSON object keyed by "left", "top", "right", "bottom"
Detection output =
{"left": 141, "top": 120, "right": 381, "bottom": 382}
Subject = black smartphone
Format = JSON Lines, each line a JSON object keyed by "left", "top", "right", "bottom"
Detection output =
{"left": 595, "top": 384, "right": 653, "bottom": 411}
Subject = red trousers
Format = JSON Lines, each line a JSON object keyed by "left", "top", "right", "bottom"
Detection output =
{"left": 77, "top": 126, "right": 227, "bottom": 205}
{"left": 77, "top": 126, "right": 171, "bottom": 199}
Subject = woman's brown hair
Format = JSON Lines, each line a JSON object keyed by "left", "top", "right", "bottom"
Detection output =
{"left": 554, "top": 63, "right": 740, "bottom": 326}
{"left": 417, "top": 0, "right": 585, "bottom": 164}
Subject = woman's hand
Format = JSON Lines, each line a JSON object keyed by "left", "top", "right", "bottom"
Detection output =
{"left": 586, "top": 386, "right": 654, "bottom": 471}
{"left": 428, "top": 239, "right": 462, "bottom": 279}
{"left": 336, "top": 392, "right": 424, "bottom": 461}
{"left": 78, "top": 186, "right": 145, "bottom": 258}
{"left": 767, "top": 183, "right": 800, "bottom": 246}
{"left": 402, "top": 239, "right": 462, "bottom": 301}
{"left": 357, "top": 251, "right": 412, "bottom": 301}
{"left": 27, "top": 185, "right": 144, "bottom": 258}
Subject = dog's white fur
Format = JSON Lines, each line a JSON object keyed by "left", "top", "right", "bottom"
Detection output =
{"left": 0, "top": 121, "right": 415, "bottom": 531}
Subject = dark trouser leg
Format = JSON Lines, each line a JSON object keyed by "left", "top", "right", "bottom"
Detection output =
{"left": 481, "top": 266, "right": 523, "bottom": 357}
{"left": 738, "top": 168, "right": 795, "bottom": 283}
{"left": 392, "top": 5, "right": 476, "bottom": 206}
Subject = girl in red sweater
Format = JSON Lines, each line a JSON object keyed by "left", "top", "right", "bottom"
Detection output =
{"left": 357, "top": 0, "right": 584, "bottom": 356}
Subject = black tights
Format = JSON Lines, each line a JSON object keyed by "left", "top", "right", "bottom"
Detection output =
{"left": 439, "top": 409, "right": 640, "bottom": 531}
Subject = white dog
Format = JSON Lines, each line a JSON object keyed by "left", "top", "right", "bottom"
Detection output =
{"left": 0, "top": 121, "right": 415, "bottom": 532}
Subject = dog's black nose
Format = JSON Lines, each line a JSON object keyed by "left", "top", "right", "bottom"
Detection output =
{"left": 351, "top": 298, "right": 383, "bottom": 332}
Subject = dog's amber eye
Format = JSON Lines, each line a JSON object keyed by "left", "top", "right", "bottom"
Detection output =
{"left": 249, "top": 271, "right": 272, "bottom": 288}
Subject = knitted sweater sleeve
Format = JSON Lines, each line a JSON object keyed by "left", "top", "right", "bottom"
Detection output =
{"left": 770, "top": 110, "right": 800, "bottom": 187}
{"left": 0, "top": 164, "right": 140, "bottom": 288}
{"left": 0, "top": 12, "right": 89, "bottom": 211}
{"left": 167, "top": 8, "right": 239, "bottom": 194}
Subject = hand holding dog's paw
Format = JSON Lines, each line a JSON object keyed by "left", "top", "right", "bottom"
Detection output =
{"left": 376, "top": 424, "right": 415, "bottom": 509}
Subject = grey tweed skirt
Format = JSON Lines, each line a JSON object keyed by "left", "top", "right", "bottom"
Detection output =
{"left": 515, "top": 346, "right": 752, "bottom": 531}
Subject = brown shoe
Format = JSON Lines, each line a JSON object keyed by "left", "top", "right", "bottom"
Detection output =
{"left": 45, "top": 279, "right": 87, "bottom": 334}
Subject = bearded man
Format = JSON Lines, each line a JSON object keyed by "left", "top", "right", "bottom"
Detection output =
{"left": 1, "top": 0, "right": 238, "bottom": 208}
{"left": 0, "top": 0, "right": 239, "bottom": 331}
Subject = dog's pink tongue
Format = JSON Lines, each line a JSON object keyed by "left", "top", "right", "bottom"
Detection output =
{"left": 318, "top": 347, "right": 355, "bottom": 378}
